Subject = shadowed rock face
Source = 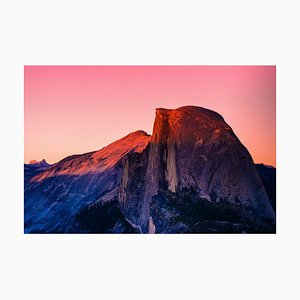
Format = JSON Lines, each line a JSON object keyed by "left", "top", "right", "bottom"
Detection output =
{"left": 24, "top": 131, "right": 150, "bottom": 233}
{"left": 24, "top": 106, "right": 275, "bottom": 234}
{"left": 255, "top": 164, "right": 276, "bottom": 211}
{"left": 120, "top": 106, "right": 275, "bottom": 231}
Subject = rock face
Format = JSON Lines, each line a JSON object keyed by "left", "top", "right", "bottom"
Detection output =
{"left": 118, "top": 106, "right": 275, "bottom": 232}
{"left": 24, "top": 131, "right": 150, "bottom": 233}
{"left": 24, "top": 106, "right": 275, "bottom": 234}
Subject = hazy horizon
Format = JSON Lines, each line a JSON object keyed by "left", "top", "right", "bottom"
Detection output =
{"left": 24, "top": 66, "right": 276, "bottom": 166}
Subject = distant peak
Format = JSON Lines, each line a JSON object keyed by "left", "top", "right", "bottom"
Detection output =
{"left": 28, "top": 159, "right": 50, "bottom": 166}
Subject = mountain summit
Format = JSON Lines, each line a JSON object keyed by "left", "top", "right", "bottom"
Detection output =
{"left": 28, "top": 159, "right": 49, "bottom": 167}
{"left": 24, "top": 106, "right": 275, "bottom": 233}
{"left": 24, "top": 130, "right": 150, "bottom": 233}
{"left": 118, "top": 106, "right": 275, "bottom": 232}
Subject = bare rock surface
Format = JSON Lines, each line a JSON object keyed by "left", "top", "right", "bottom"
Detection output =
{"left": 120, "top": 106, "right": 274, "bottom": 232}
{"left": 24, "top": 131, "right": 150, "bottom": 233}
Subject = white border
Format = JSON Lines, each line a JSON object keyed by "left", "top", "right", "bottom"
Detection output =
{"left": 1, "top": 1, "right": 299, "bottom": 300}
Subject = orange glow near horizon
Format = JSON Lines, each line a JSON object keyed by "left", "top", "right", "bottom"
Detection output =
{"left": 24, "top": 66, "right": 276, "bottom": 166}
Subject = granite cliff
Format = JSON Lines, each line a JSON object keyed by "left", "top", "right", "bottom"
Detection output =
{"left": 118, "top": 106, "right": 275, "bottom": 233}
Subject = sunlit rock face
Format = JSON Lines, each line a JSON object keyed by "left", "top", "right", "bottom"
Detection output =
{"left": 24, "top": 131, "right": 151, "bottom": 233}
{"left": 24, "top": 106, "right": 275, "bottom": 234}
{"left": 151, "top": 106, "right": 274, "bottom": 216}
{"left": 120, "top": 106, "right": 274, "bottom": 232}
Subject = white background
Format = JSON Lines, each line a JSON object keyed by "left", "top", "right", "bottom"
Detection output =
{"left": 0, "top": 1, "right": 299, "bottom": 299}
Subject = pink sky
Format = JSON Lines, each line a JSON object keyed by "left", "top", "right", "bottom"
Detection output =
{"left": 24, "top": 66, "right": 276, "bottom": 166}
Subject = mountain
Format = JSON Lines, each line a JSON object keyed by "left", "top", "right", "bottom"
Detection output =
{"left": 24, "top": 131, "right": 150, "bottom": 233}
{"left": 24, "top": 159, "right": 51, "bottom": 185}
{"left": 118, "top": 106, "right": 275, "bottom": 233}
{"left": 28, "top": 159, "right": 50, "bottom": 167}
{"left": 24, "top": 106, "right": 275, "bottom": 233}
{"left": 255, "top": 163, "right": 276, "bottom": 211}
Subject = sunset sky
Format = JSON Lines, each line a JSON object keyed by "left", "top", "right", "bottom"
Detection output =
{"left": 24, "top": 66, "right": 276, "bottom": 166}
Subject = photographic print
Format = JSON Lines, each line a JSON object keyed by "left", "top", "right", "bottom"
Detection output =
{"left": 24, "top": 66, "right": 276, "bottom": 234}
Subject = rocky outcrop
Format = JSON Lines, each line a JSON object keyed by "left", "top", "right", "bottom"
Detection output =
{"left": 119, "top": 106, "right": 275, "bottom": 232}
